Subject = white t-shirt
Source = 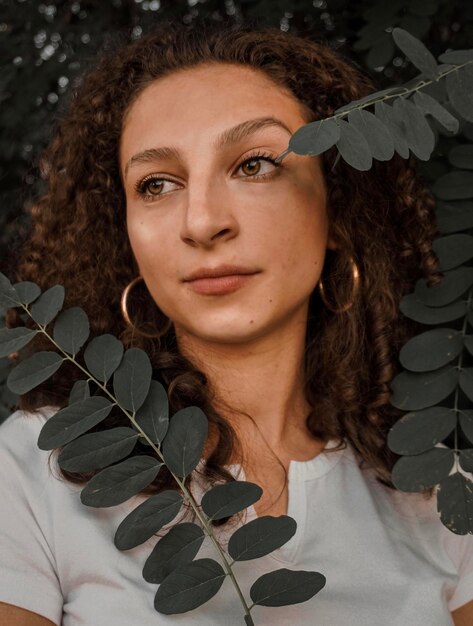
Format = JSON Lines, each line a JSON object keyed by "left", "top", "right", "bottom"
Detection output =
{"left": 0, "top": 406, "right": 472, "bottom": 626}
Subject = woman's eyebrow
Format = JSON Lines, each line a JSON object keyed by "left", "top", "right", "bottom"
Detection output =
{"left": 124, "top": 116, "right": 291, "bottom": 179}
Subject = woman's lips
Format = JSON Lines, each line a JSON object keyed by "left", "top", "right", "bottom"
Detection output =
{"left": 186, "top": 273, "right": 258, "bottom": 295}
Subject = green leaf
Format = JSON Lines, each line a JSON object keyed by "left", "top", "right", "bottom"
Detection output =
{"left": 432, "top": 233, "right": 473, "bottom": 271}
{"left": 346, "top": 109, "right": 394, "bottom": 161}
{"left": 57, "top": 426, "right": 139, "bottom": 472}
{"left": 459, "top": 368, "right": 473, "bottom": 403}
{"left": 433, "top": 171, "right": 473, "bottom": 200}
{"left": 0, "top": 327, "right": 37, "bottom": 358}
{"left": 399, "top": 292, "right": 465, "bottom": 325}
{"left": 37, "top": 396, "right": 114, "bottom": 449}
{"left": 7, "top": 351, "right": 64, "bottom": 394}
{"left": 438, "top": 50, "right": 473, "bottom": 64}
{"left": 335, "top": 119, "right": 372, "bottom": 170}
{"left": 135, "top": 379, "right": 169, "bottom": 445}
{"left": 448, "top": 145, "right": 473, "bottom": 170}
{"left": 392, "top": 97, "right": 436, "bottom": 160}
{"left": 435, "top": 200, "right": 473, "bottom": 235}
{"left": 154, "top": 558, "right": 226, "bottom": 615}
{"left": 228, "top": 515, "right": 297, "bottom": 561}
{"left": 288, "top": 118, "right": 340, "bottom": 157}
{"left": 162, "top": 406, "right": 208, "bottom": 477}
{"left": 446, "top": 66, "right": 473, "bottom": 122}
{"left": 392, "top": 27, "right": 439, "bottom": 79}
{"left": 437, "top": 472, "right": 473, "bottom": 534}
{"left": 460, "top": 410, "right": 473, "bottom": 445}
{"left": 80, "top": 455, "right": 162, "bottom": 507}
{"left": 13, "top": 281, "right": 41, "bottom": 305}
{"left": 201, "top": 481, "right": 263, "bottom": 521}
{"left": 83, "top": 334, "right": 124, "bottom": 383}
{"left": 399, "top": 328, "right": 463, "bottom": 371}
{"left": 374, "top": 101, "right": 410, "bottom": 158}
{"left": 113, "top": 347, "right": 152, "bottom": 413}
{"left": 391, "top": 447, "right": 455, "bottom": 491}
{"left": 387, "top": 407, "right": 457, "bottom": 454}
{"left": 53, "top": 307, "right": 90, "bottom": 356}
{"left": 114, "top": 490, "right": 183, "bottom": 550}
{"left": 29, "top": 285, "right": 65, "bottom": 326}
{"left": 0, "top": 272, "right": 22, "bottom": 309}
{"left": 459, "top": 449, "right": 473, "bottom": 473}
{"left": 366, "top": 38, "right": 395, "bottom": 70}
{"left": 250, "top": 568, "right": 326, "bottom": 607}
{"left": 143, "top": 522, "right": 205, "bottom": 584}
{"left": 414, "top": 267, "right": 473, "bottom": 307}
{"left": 69, "top": 379, "right": 90, "bottom": 404}
{"left": 413, "top": 91, "right": 459, "bottom": 134}
{"left": 390, "top": 365, "right": 458, "bottom": 411}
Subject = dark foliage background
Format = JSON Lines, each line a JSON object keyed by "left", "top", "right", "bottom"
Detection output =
{"left": 1, "top": 0, "right": 472, "bottom": 419}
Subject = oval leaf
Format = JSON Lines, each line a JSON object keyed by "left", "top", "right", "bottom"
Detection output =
{"left": 414, "top": 267, "right": 473, "bottom": 307}
{"left": 250, "top": 568, "right": 326, "bottom": 607}
{"left": 143, "top": 522, "right": 205, "bottom": 584}
{"left": 53, "top": 307, "right": 90, "bottom": 356}
{"left": 392, "top": 27, "right": 439, "bottom": 78}
{"left": 433, "top": 233, "right": 473, "bottom": 271}
{"left": 390, "top": 365, "right": 458, "bottom": 411}
{"left": 7, "top": 351, "right": 64, "bottom": 395}
{"left": 80, "top": 455, "right": 162, "bottom": 507}
{"left": 113, "top": 347, "right": 152, "bottom": 413}
{"left": 399, "top": 292, "right": 465, "bottom": 325}
{"left": 446, "top": 66, "right": 473, "bottom": 123}
{"left": 135, "top": 379, "right": 169, "bottom": 445}
{"left": 57, "top": 426, "right": 139, "bottom": 472}
{"left": 114, "top": 490, "right": 183, "bottom": 550}
{"left": 387, "top": 407, "right": 457, "bottom": 455}
{"left": 335, "top": 119, "right": 372, "bottom": 170}
{"left": 392, "top": 97, "right": 436, "bottom": 161}
{"left": 201, "top": 481, "right": 263, "bottom": 521}
{"left": 413, "top": 91, "right": 459, "bottom": 134}
{"left": 83, "top": 333, "right": 124, "bottom": 383}
{"left": 0, "top": 272, "right": 22, "bottom": 309}
{"left": 391, "top": 447, "right": 455, "bottom": 491}
{"left": 460, "top": 410, "right": 473, "bottom": 445}
{"left": 448, "top": 145, "right": 473, "bottom": 169}
{"left": 437, "top": 472, "right": 473, "bottom": 534}
{"left": 374, "top": 101, "right": 410, "bottom": 158}
{"left": 289, "top": 118, "right": 340, "bottom": 156}
{"left": 162, "top": 406, "right": 208, "bottom": 478}
{"left": 29, "top": 285, "right": 65, "bottom": 326}
{"left": 399, "top": 328, "right": 463, "bottom": 372}
{"left": 347, "top": 109, "right": 394, "bottom": 161}
{"left": 154, "top": 558, "right": 226, "bottom": 615}
{"left": 69, "top": 379, "right": 90, "bottom": 404}
{"left": 433, "top": 171, "right": 473, "bottom": 200}
{"left": 228, "top": 515, "right": 297, "bottom": 561}
{"left": 37, "top": 395, "right": 114, "bottom": 449}
{"left": 13, "top": 281, "right": 41, "bottom": 305}
{"left": 0, "top": 327, "right": 37, "bottom": 358}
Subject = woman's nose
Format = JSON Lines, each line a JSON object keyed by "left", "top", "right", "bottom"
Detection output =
{"left": 179, "top": 183, "right": 239, "bottom": 247}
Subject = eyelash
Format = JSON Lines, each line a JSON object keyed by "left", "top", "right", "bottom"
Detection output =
{"left": 133, "top": 150, "right": 281, "bottom": 202}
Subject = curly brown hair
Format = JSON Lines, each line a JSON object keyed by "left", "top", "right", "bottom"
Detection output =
{"left": 6, "top": 18, "right": 443, "bottom": 525}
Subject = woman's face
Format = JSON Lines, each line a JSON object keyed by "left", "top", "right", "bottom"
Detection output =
{"left": 119, "top": 63, "right": 336, "bottom": 346}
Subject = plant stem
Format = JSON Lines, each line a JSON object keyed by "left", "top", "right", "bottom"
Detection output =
{"left": 274, "top": 58, "right": 473, "bottom": 164}
{"left": 23, "top": 303, "right": 254, "bottom": 624}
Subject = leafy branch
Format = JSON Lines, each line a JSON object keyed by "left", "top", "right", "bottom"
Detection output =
{"left": 0, "top": 273, "right": 326, "bottom": 623}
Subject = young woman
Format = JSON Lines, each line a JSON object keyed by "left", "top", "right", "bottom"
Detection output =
{"left": 1, "top": 19, "right": 472, "bottom": 626}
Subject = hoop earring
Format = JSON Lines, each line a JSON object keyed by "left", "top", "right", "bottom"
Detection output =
{"left": 317, "top": 255, "right": 360, "bottom": 314}
{"left": 120, "top": 275, "right": 172, "bottom": 338}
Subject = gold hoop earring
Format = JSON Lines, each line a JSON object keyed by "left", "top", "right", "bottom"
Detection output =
{"left": 317, "top": 255, "right": 360, "bottom": 314}
{"left": 120, "top": 276, "right": 172, "bottom": 338}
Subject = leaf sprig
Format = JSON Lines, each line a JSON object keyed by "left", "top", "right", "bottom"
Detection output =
{"left": 0, "top": 272, "right": 326, "bottom": 623}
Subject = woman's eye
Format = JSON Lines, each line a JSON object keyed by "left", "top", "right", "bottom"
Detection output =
{"left": 134, "top": 152, "right": 279, "bottom": 202}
